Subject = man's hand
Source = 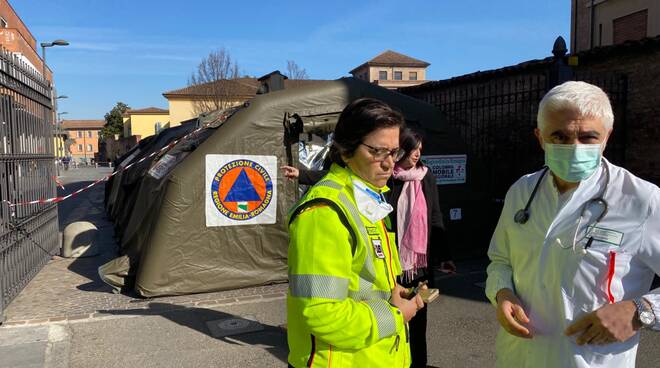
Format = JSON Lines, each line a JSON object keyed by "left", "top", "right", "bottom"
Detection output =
{"left": 565, "top": 300, "right": 638, "bottom": 345}
{"left": 280, "top": 166, "right": 299, "bottom": 180}
{"left": 496, "top": 288, "right": 533, "bottom": 339}
{"left": 390, "top": 284, "right": 424, "bottom": 322}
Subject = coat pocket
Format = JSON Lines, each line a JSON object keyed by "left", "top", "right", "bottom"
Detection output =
{"left": 582, "top": 246, "right": 632, "bottom": 304}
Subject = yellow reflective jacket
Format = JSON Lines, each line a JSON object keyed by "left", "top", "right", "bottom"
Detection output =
{"left": 287, "top": 163, "right": 410, "bottom": 368}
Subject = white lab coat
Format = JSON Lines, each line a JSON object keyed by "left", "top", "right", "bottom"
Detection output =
{"left": 486, "top": 159, "right": 660, "bottom": 368}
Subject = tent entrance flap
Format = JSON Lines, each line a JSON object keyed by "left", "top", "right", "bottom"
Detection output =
{"left": 298, "top": 113, "right": 340, "bottom": 136}
{"left": 283, "top": 112, "right": 340, "bottom": 168}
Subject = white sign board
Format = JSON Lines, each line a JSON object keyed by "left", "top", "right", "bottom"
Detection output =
{"left": 421, "top": 155, "right": 467, "bottom": 185}
{"left": 205, "top": 155, "right": 277, "bottom": 227}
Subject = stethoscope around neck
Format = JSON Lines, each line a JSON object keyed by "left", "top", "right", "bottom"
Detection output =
{"left": 513, "top": 163, "right": 610, "bottom": 254}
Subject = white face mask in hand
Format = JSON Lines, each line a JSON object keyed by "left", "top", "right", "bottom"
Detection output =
{"left": 352, "top": 177, "right": 393, "bottom": 223}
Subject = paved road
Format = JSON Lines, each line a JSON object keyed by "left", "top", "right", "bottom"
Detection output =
{"left": 1, "top": 167, "right": 660, "bottom": 367}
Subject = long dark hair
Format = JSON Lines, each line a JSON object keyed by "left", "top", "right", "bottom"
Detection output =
{"left": 398, "top": 128, "right": 424, "bottom": 167}
{"left": 329, "top": 98, "right": 405, "bottom": 165}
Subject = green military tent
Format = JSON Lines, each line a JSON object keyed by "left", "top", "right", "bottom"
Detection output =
{"left": 100, "top": 77, "right": 483, "bottom": 297}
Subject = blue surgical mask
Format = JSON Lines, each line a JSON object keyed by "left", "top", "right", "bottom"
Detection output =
{"left": 544, "top": 143, "right": 602, "bottom": 182}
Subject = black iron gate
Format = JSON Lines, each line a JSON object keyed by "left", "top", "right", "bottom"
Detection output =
{"left": 0, "top": 48, "right": 59, "bottom": 320}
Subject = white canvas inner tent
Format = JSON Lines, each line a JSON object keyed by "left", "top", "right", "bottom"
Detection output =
{"left": 100, "top": 77, "right": 480, "bottom": 297}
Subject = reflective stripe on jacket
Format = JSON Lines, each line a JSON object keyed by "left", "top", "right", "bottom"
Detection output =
{"left": 287, "top": 163, "right": 410, "bottom": 368}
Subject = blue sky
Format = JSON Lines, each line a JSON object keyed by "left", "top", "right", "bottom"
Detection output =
{"left": 13, "top": 0, "right": 569, "bottom": 119}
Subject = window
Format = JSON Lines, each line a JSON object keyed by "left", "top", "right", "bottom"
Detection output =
{"left": 409, "top": 72, "right": 418, "bottom": 81}
{"left": 394, "top": 71, "right": 402, "bottom": 80}
{"left": 378, "top": 71, "right": 387, "bottom": 80}
{"left": 77, "top": 144, "right": 83, "bottom": 151}
{"left": 87, "top": 144, "right": 93, "bottom": 152}
{"left": 613, "top": 9, "right": 648, "bottom": 44}
{"left": 88, "top": 131, "right": 93, "bottom": 138}
{"left": 77, "top": 131, "right": 82, "bottom": 138}
{"left": 0, "top": 17, "right": 7, "bottom": 28}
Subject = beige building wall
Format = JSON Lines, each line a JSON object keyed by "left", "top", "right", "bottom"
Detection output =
{"left": 126, "top": 113, "right": 171, "bottom": 139}
{"left": 368, "top": 66, "right": 426, "bottom": 82}
{"left": 122, "top": 116, "right": 130, "bottom": 137}
{"left": 572, "top": 0, "right": 659, "bottom": 52}
{"left": 352, "top": 66, "right": 427, "bottom": 89}
{"left": 168, "top": 97, "right": 246, "bottom": 125}
{"left": 168, "top": 99, "right": 197, "bottom": 125}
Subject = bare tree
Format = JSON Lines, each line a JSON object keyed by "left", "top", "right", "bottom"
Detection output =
{"left": 188, "top": 48, "right": 241, "bottom": 115}
{"left": 286, "top": 60, "right": 309, "bottom": 80}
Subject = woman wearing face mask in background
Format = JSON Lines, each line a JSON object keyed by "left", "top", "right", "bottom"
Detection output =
{"left": 386, "top": 128, "right": 455, "bottom": 368}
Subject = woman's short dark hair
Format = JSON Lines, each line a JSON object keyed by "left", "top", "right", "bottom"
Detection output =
{"left": 329, "top": 98, "right": 405, "bottom": 165}
{"left": 398, "top": 128, "right": 424, "bottom": 166}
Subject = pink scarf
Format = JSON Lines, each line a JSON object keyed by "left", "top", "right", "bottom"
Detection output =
{"left": 392, "top": 164, "right": 428, "bottom": 282}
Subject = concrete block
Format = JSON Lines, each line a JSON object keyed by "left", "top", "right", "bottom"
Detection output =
{"left": 61, "top": 222, "right": 99, "bottom": 258}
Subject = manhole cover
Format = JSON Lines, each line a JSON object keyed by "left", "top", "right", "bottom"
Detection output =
{"left": 218, "top": 319, "right": 251, "bottom": 330}
{"left": 206, "top": 315, "right": 264, "bottom": 338}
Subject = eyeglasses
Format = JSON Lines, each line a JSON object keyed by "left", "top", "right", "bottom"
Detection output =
{"left": 361, "top": 143, "right": 405, "bottom": 162}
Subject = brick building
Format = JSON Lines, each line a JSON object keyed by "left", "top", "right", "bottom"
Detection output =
{"left": 61, "top": 120, "right": 105, "bottom": 163}
{"left": 0, "top": 0, "right": 52, "bottom": 80}
{"left": 571, "top": 0, "right": 660, "bottom": 52}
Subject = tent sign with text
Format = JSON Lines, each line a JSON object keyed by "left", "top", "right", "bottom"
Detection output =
{"left": 421, "top": 154, "right": 467, "bottom": 185}
{"left": 205, "top": 155, "right": 277, "bottom": 226}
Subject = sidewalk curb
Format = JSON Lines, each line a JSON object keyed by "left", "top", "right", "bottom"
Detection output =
{"left": 1, "top": 292, "right": 287, "bottom": 327}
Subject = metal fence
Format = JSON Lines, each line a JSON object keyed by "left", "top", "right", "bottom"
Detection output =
{"left": 402, "top": 47, "right": 628, "bottom": 202}
{"left": 0, "top": 47, "right": 59, "bottom": 321}
{"left": 399, "top": 39, "right": 629, "bottom": 258}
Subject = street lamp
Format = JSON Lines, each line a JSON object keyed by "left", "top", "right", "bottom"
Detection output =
{"left": 41, "top": 40, "right": 69, "bottom": 176}
{"left": 57, "top": 111, "right": 68, "bottom": 137}
{"left": 40, "top": 40, "right": 69, "bottom": 81}
{"left": 55, "top": 111, "right": 68, "bottom": 175}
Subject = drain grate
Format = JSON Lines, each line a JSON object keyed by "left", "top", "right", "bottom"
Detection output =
{"left": 205, "top": 315, "right": 264, "bottom": 338}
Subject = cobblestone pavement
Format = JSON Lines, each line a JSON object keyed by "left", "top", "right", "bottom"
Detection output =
{"left": 2, "top": 167, "right": 287, "bottom": 326}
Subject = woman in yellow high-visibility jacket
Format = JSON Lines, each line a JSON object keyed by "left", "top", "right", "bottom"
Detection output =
{"left": 287, "top": 98, "right": 425, "bottom": 368}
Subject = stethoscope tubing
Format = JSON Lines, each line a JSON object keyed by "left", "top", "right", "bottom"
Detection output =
{"left": 515, "top": 162, "right": 611, "bottom": 253}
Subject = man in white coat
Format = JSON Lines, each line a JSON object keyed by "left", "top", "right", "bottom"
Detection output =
{"left": 486, "top": 81, "right": 660, "bottom": 367}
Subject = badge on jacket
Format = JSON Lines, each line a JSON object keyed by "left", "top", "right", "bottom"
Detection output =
{"left": 371, "top": 238, "right": 385, "bottom": 259}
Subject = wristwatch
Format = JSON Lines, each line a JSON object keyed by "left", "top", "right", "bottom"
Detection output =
{"left": 633, "top": 297, "right": 656, "bottom": 328}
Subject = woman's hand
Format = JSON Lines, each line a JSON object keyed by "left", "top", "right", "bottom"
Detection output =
{"left": 390, "top": 284, "right": 424, "bottom": 322}
{"left": 280, "top": 166, "right": 299, "bottom": 180}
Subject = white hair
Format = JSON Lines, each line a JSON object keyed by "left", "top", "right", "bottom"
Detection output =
{"left": 537, "top": 81, "right": 614, "bottom": 132}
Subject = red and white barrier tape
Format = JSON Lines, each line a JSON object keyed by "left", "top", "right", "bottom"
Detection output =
{"left": 52, "top": 176, "right": 65, "bottom": 190}
{"left": 2, "top": 127, "right": 204, "bottom": 208}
